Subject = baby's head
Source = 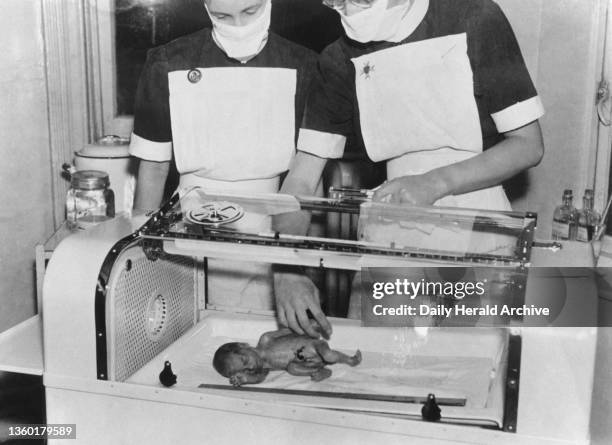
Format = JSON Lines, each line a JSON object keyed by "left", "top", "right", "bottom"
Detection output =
{"left": 213, "top": 342, "right": 263, "bottom": 378}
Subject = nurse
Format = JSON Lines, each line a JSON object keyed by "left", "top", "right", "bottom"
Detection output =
{"left": 274, "top": 0, "right": 545, "bottom": 336}
{"left": 129, "top": 0, "right": 316, "bottom": 309}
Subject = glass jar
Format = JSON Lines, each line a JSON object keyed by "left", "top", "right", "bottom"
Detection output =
{"left": 66, "top": 170, "right": 115, "bottom": 229}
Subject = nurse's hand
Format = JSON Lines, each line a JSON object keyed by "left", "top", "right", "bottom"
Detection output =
{"left": 274, "top": 270, "right": 332, "bottom": 339}
{"left": 372, "top": 174, "right": 446, "bottom": 206}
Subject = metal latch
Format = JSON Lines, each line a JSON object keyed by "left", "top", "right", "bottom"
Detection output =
{"left": 532, "top": 241, "right": 563, "bottom": 252}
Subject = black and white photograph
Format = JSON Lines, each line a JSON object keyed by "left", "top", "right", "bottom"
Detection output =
{"left": 1, "top": 0, "right": 612, "bottom": 443}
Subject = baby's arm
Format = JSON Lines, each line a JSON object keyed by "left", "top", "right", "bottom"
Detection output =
{"left": 258, "top": 320, "right": 326, "bottom": 349}
{"left": 257, "top": 328, "right": 293, "bottom": 348}
{"left": 229, "top": 368, "right": 270, "bottom": 387}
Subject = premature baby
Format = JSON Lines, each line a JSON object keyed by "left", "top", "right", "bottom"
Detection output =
{"left": 213, "top": 327, "right": 362, "bottom": 386}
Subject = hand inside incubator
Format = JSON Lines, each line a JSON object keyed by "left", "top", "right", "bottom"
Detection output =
{"left": 213, "top": 326, "right": 362, "bottom": 386}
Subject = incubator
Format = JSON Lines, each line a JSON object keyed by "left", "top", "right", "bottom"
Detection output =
{"left": 40, "top": 188, "right": 597, "bottom": 444}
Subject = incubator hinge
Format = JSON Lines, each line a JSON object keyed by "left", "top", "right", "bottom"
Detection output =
{"left": 502, "top": 334, "right": 522, "bottom": 433}
{"left": 142, "top": 238, "right": 165, "bottom": 262}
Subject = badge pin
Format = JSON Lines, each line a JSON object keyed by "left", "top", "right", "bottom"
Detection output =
{"left": 361, "top": 62, "right": 375, "bottom": 79}
{"left": 187, "top": 69, "right": 202, "bottom": 84}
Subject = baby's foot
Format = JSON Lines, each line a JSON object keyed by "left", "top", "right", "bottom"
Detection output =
{"left": 349, "top": 350, "right": 362, "bottom": 366}
{"left": 311, "top": 367, "right": 332, "bottom": 382}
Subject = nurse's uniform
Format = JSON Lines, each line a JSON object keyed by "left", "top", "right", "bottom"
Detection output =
{"left": 298, "top": 0, "right": 545, "bottom": 316}
{"left": 129, "top": 24, "right": 316, "bottom": 310}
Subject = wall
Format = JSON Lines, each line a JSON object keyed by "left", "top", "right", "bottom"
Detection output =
{"left": 0, "top": 0, "right": 54, "bottom": 332}
{"left": 497, "top": 0, "right": 604, "bottom": 238}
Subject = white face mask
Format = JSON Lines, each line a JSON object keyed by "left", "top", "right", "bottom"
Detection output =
{"left": 206, "top": 0, "right": 271, "bottom": 60}
{"left": 339, "top": 0, "right": 413, "bottom": 43}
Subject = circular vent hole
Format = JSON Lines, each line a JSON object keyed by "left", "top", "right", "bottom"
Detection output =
{"left": 146, "top": 294, "right": 168, "bottom": 342}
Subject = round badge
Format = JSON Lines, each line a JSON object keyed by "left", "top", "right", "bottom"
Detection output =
{"left": 186, "top": 201, "right": 244, "bottom": 226}
{"left": 187, "top": 69, "right": 202, "bottom": 84}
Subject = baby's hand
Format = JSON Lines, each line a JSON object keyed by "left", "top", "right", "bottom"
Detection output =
{"left": 229, "top": 369, "right": 269, "bottom": 386}
{"left": 229, "top": 373, "right": 246, "bottom": 387}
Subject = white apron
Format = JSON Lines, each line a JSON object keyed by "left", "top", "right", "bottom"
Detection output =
{"left": 351, "top": 32, "right": 510, "bottom": 211}
{"left": 348, "top": 34, "right": 512, "bottom": 319}
{"left": 169, "top": 66, "right": 297, "bottom": 311}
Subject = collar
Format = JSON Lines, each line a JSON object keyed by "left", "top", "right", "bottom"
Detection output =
{"left": 389, "top": 0, "right": 430, "bottom": 42}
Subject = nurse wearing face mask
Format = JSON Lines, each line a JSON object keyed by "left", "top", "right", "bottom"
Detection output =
{"left": 129, "top": 0, "right": 317, "bottom": 309}
{"left": 274, "top": 0, "right": 545, "bottom": 336}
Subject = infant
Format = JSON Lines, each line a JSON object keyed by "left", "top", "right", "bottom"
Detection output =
{"left": 213, "top": 327, "right": 362, "bottom": 386}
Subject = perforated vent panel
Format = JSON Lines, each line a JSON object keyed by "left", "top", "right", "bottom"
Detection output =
{"left": 106, "top": 245, "right": 197, "bottom": 381}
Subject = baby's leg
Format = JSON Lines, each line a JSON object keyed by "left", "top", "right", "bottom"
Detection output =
{"left": 314, "top": 341, "right": 362, "bottom": 366}
{"left": 310, "top": 367, "right": 332, "bottom": 382}
{"left": 287, "top": 363, "right": 332, "bottom": 382}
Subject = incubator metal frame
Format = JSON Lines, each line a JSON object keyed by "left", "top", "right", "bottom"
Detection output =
{"left": 39, "top": 190, "right": 598, "bottom": 444}
{"left": 85, "top": 190, "right": 537, "bottom": 431}
{"left": 136, "top": 190, "right": 538, "bottom": 267}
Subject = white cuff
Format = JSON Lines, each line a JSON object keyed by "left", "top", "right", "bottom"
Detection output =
{"left": 491, "top": 96, "right": 545, "bottom": 133}
{"left": 128, "top": 133, "right": 173, "bottom": 162}
{"left": 297, "top": 129, "right": 346, "bottom": 159}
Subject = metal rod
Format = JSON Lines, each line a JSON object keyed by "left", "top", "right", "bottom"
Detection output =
{"left": 197, "top": 384, "right": 466, "bottom": 406}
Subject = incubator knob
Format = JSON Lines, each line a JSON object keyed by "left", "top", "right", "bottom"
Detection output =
{"left": 421, "top": 393, "right": 441, "bottom": 422}
{"left": 159, "top": 361, "right": 177, "bottom": 387}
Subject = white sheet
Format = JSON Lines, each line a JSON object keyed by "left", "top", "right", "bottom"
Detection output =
{"left": 127, "top": 312, "right": 507, "bottom": 426}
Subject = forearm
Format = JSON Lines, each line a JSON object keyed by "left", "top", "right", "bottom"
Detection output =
{"left": 275, "top": 151, "right": 327, "bottom": 236}
{"left": 279, "top": 158, "right": 323, "bottom": 197}
{"left": 133, "top": 159, "right": 170, "bottom": 211}
{"left": 273, "top": 152, "right": 333, "bottom": 338}
{"left": 242, "top": 369, "right": 269, "bottom": 384}
{"left": 427, "top": 121, "right": 544, "bottom": 199}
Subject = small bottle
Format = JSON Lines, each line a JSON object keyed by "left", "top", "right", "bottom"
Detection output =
{"left": 552, "top": 189, "right": 578, "bottom": 240}
{"left": 577, "top": 189, "right": 600, "bottom": 242}
{"left": 66, "top": 170, "right": 115, "bottom": 229}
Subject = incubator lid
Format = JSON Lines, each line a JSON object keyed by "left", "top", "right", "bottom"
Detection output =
{"left": 137, "top": 187, "right": 536, "bottom": 267}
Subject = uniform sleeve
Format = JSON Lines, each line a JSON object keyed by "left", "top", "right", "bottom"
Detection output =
{"left": 129, "top": 47, "right": 173, "bottom": 162}
{"left": 298, "top": 45, "right": 354, "bottom": 159}
{"left": 470, "top": 1, "right": 544, "bottom": 133}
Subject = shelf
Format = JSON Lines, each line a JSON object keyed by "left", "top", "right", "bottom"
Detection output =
{"left": 0, "top": 315, "right": 43, "bottom": 376}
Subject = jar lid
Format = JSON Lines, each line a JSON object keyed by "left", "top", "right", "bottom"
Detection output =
{"left": 76, "top": 135, "right": 130, "bottom": 159}
{"left": 71, "top": 170, "right": 110, "bottom": 190}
